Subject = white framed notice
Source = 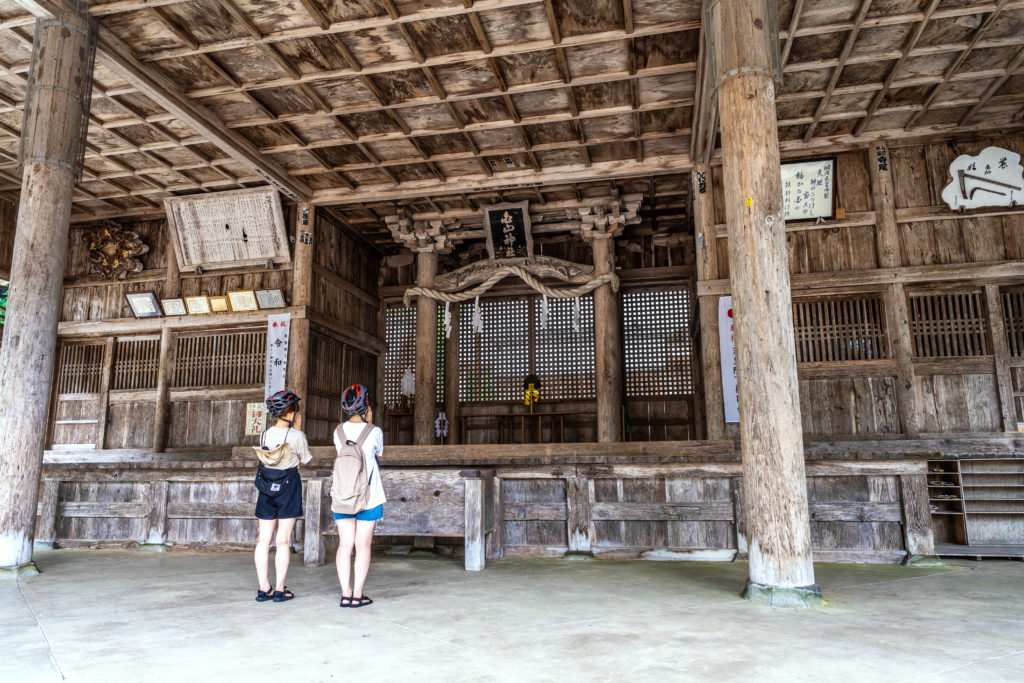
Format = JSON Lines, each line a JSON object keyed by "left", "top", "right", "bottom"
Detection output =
{"left": 781, "top": 158, "right": 835, "bottom": 221}
{"left": 718, "top": 296, "right": 739, "bottom": 423}
{"left": 941, "top": 146, "right": 1023, "bottom": 211}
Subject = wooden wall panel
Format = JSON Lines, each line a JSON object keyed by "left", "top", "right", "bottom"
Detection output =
{"left": 798, "top": 377, "right": 900, "bottom": 439}
{"left": 165, "top": 481, "right": 258, "bottom": 545}
{"left": 166, "top": 399, "right": 258, "bottom": 448}
{"left": 104, "top": 402, "right": 157, "bottom": 449}
{"left": 915, "top": 373, "right": 1002, "bottom": 433}
{"left": 502, "top": 479, "right": 567, "bottom": 548}
{"left": 51, "top": 398, "right": 99, "bottom": 446}
{"left": 55, "top": 481, "right": 148, "bottom": 541}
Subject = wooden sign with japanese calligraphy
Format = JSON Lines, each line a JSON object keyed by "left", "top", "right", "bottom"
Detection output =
{"left": 165, "top": 187, "right": 290, "bottom": 273}
{"left": 264, "top": 312, "right": 290, "bottom": 399}
{"left": 483, "top": 201, "right": 533, "bottom": 262}
{"left": 781, "top": 158, "right": 835, "bottom": 221}
{"left": 941, "top": 146, "right": 1024, "bottom": 211}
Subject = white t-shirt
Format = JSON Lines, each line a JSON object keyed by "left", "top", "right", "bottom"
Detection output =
{"left": 334, "top": 422, "right": 386, "bottom": 510}
{"left": 260, "top": 426, "right": 312, "bottom": 470}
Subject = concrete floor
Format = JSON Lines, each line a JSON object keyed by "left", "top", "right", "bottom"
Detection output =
{"left": 2, "top": 551, "right": 1023, "bottom": 683}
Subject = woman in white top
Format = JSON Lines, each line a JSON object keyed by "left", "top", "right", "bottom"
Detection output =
{"left": 333, "top": 383, "right": 386, "bottom": 607}
{"left": 252, "top": 390, "right": 312, "bottom": 603}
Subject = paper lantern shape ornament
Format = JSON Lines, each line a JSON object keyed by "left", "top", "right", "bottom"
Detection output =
{"left": 82, "top": 221, "right": 150, "bottom": 280}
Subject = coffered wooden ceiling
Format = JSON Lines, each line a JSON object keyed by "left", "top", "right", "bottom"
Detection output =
{"left": 0, "top": 0, "right": 1020, "bottom": 243}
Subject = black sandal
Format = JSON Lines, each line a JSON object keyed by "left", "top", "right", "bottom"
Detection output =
{"left": 256, "top": 589, "right": 273, "bottom": 602}
{"left": 272, "top": 587, "right": 295, "bottom": 602}
{"left": 350, "top": 596, "right": 373, "bottom": 608}
{"left": 340, "top": 596, "right": 354, "bottom": 607}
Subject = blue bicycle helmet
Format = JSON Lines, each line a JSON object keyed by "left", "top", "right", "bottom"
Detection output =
{"left": 266, "top": 389, "right": 301, "bottom": 420}
{"left": 342, "top": 384, "right": 371, "bottom": 416}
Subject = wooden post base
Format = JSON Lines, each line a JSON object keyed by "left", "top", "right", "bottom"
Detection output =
{"left": 137, "top": 544, "right": 168, "bottom": 553}
{"left": 904, "top": 555, "right": 943, "bottom": 567}
{"left": 0, "top": 562, "right": 40, "bottom": 579}
{"left": 741, "top": 580, "right": 824, "bottom": 608}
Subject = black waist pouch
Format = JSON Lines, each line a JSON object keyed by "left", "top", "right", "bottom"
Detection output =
{"left": 255, "top": 464, "right": 297, "bottom": 497}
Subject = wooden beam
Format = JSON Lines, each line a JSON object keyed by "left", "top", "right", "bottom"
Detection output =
{"left": 867, "top": 141, "right": 901, "bottom": 268}
{"left": 959, "top": 43, "right": 1024, "bottom": 125}
{"left": 779, "top": 0, "right": 805, "bottom": 68}
{"left": 904, "top": 0, "right": 1011, "bottom": 130}
{"left": 414, "top": 251, "right": 438, "bottom": 445}
{"left": 853, "top": 0, "right": 941, "bottom": 137}
{"left": 984, "top": 285, "right": 1017, "bottom": 432}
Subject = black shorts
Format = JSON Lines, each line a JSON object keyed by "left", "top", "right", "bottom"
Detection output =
{"left": 255, "top": 468, "right": 303, "bottom": 520}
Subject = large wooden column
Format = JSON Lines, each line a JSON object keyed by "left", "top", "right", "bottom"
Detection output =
{"left": 693, "top": 166, "right": 726, "bottom": 440}
{"left": 592, "top": 235, "right": 623, "bottom": 442}
{"left": 869, "top": 142, "right": 902, "bottom": 269}
{"left": 0, "top": 3, "right": 96, "bottom": 573}
{"left": 711, "top": 0, "right": 820, "bottom": 605}
{"left": 414, "top": 251, "right": 438, "bottom": 445}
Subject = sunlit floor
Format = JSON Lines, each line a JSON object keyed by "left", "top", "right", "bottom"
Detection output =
{"left": 3, "top": 550, "right": 1023, "bottom": 682}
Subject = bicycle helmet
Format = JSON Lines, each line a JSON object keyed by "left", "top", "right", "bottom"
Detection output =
{"left": 342, "top": 383, "right": 371, "bottom": 416}
{"left": 266, "top": 389, "right": 301, "bottom": 420}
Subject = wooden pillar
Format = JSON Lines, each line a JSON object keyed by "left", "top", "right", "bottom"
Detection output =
{"left": 414, "top": 251, "right": 438, "bottom": 445}
{"left": 152, "top": 327, "right": 175, "bottom": 452}
{"left": 444, "top": 304, "right": 460, "bottom": 444}
{"left": 592, "top": 236, "right": 623, "bottom": 443}
{"left": 711, "top": 0, "right": 820, "bottom": 605}
{"left": 899, "top": 473, "right": 936, "bottom": 561}
{"left": 884, "top": 283, "right": 920, "bottom": 436}
{"left": 869, "top": 142, "right": 902, "bottom": 269}
{"left": 94, "top": 337, "right": 115, "bottom": 450}
{"left": 303, "top": 477, "right": 326, "bottom": 567}
{"left": 463, "top": 476, "right": 485, "bottom": 571}
{"left": 141, "top": 480, "right": 169, "bottom": 551}
{"left": 985, "top": 285, "right": 1016, "bottom": 432}
{"left": 289, "top": 203, "right": 314, "bottom": 403}
{"left": 693, "top": 166, "right": 726, "bottom": 440}
{"left": 0, "top": 4, "right": 96, "bottom": 571}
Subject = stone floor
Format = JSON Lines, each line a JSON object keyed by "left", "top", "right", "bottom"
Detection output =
{"left": 2, "top": 550, "right": 1023, "bottom": 682}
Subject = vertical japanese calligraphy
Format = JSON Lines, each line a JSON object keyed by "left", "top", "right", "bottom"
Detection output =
{"left": 483, "top": 201, "right": 533, "bottom": 262}
{"left": 781, "top": 158, "right": 835, "bottom": 221}
{"left": 264, "top": 313, "right": 291, "bottom": 399}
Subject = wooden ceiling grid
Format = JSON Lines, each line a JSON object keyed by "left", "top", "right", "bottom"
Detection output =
{"left": 0, "top": 0, "right": 1016, "bottom": 250}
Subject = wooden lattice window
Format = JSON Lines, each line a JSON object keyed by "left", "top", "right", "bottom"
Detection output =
{"left": 1004, "top": 289, "right": 1024, "bottom": 357}
{"left": 56, "top": 343, "right": 104, "bottom": 394}
{"left": 909, "top": 291, "right": 989, "bottom": 357}
{"left": 173, "top": 329, "right": 266, "bottom": 387}
{"left": 623, "top": 289, "right": 694, "bottom": 397}
{"left": 459, "top": 297, "right": 530, "bottom": 402}
{"left": 792, "top": 296, "right": 886, "bottom": 362}
{"left": 383, "top": 306, "right": 415, "bottom": 406}
{"left": 112, "top": 337, "right": 159, "bottom": 390}
{"left": 533, "top": 295, "right": 596, "bottom": 400}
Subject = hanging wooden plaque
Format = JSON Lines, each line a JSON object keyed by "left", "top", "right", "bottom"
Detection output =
{"left": 483, "top": 201, "right": 532, "bottom": 262}
{"left": 165, "top": 187, "right": 290, "bottom": 273}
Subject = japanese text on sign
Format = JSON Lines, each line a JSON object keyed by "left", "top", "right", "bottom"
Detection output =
{"left": 718, "top": 296, "right": 739, "bottom": 423}
{"left": 941, "top": 146, "right": 1023, "bottom": 211}
{"left": 264, "top": 312, "right": 291, "bottom": 399}
{"left": 483, "top": 201, "right": 533, "bottom": 261}
{"left": 781, "top": 158, "right": 834, "bottom": 221}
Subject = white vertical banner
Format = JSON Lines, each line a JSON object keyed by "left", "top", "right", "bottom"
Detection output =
{"left": 264, "top": 312, "right": 291, "bottom": 399}
{"left": 718, "top": 296, "right": 740, "bottom": 423}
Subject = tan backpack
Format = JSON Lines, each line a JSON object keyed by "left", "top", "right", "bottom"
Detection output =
{"left": 330, "top": 423, "right": 373, "bottom": 515}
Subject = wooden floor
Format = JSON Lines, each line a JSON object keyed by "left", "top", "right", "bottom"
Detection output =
{"left": 936, "top": 543, "right": 1024, "bottom": 560}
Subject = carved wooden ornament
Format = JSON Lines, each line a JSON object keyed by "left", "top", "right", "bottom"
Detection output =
{"left": 82, "top": 221, "right": 150, "bottom": 280}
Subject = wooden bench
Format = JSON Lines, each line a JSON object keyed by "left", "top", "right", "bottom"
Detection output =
{"left": 303, "top": 468, "right": 499, "bottom": 571}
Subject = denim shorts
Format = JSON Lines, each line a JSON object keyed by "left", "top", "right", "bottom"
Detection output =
{"left": 333, "top": 504, "right": 383, "bottom": 522}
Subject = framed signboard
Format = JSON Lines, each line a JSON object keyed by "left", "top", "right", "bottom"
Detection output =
{"left": 483, "top": 201, "right": 533, "bottom": 262}
{"left": 227, "top": 290, "right": 259, "bottom": 312}
{"left": 161, "top": 298, "right": 187, "bottom": 316}
{"left": 125, "top": 291, "right": 162, "bottom": 318}
{"left": 164, "top": 187, "right": 290, "bottom": 273}
{"left": 781, "top": 157, "right": 835, "bottom": 221}
{"left": 255, "top": 289, "right": 286, "bottom": 309}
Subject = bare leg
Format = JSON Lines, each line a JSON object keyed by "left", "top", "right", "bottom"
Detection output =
{"left": 274, "top": 517, "right": 297, "bottom": 592}
{"left": 353, "top": 519, "right": 376, "bottom": 599}
{"left": 255, "top": 519, "right": 277, "bottom": 592}
{"left": 336, "top": 517, "right": 356, "bottom": 599}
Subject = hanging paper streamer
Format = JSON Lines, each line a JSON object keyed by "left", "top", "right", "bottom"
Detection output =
{"left": 572, "top": 296, "right": 581, "bottom": 333}
{"left": 400, "top": 366, "right": 415, "bottom": 398}
{"left": 472, "top": 295, "right": 483, "bottom": 335}
{"left": 539, "top": 293, "right": 549, "bottom": 332}
{"left": 435, "top": 412, "right": 449, "bottom": 438}
{"left": 443, "top": 301, "right": 452, "bottom": 339}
